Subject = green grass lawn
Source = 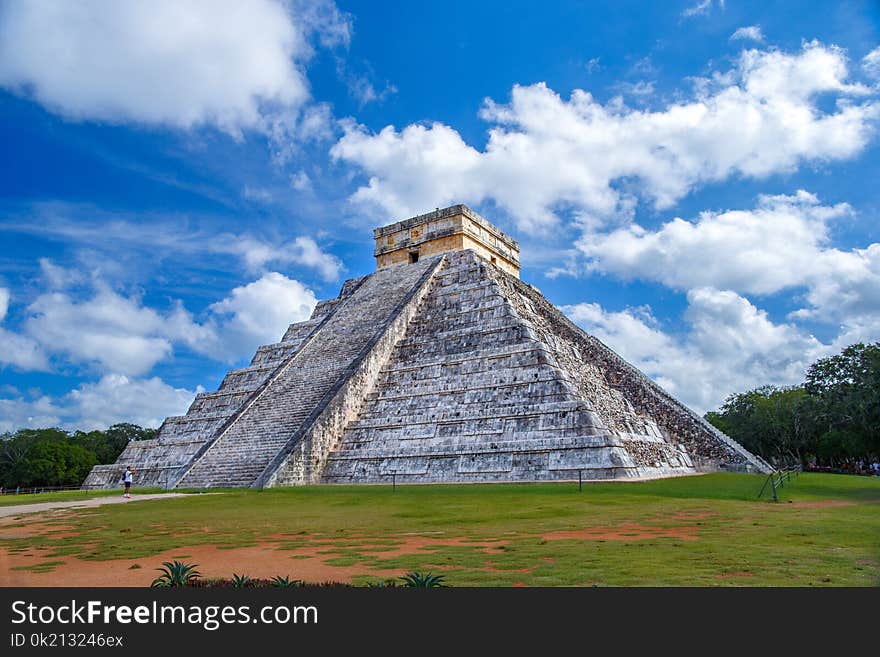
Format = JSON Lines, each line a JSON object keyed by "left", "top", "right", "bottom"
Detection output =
{"left": 2, "top": 473, "right": 878, "bottom": 586}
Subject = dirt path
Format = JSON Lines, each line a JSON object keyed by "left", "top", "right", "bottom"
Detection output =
{"left": 0, "top": 493, "right": 191, "bottom": 519}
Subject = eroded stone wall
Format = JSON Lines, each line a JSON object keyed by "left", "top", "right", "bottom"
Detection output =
{"left": 492, "top": 269, "right": 768, "bottom": 472}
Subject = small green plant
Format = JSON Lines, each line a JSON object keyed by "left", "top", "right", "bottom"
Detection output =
{"left": 231, "top": 573, "right": 251, "bottom": 588}
{"left": 271, "top": 575, "right": 303, "bottom": 588}
{"left": 366, "top": 579, "right": 399, "bottom": 588}
{"left": 151, "top": 560, "right": 201, "bottom": 588}
{"left": 400, "top": 571, "right": 445, "bottom": 588}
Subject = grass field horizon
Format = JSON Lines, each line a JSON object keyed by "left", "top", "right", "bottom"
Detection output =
{"left": 1, "top": 473, "right": 878, "bottom": 587}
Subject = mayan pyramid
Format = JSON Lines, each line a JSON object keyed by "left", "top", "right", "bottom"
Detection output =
{"left": 84, "top": 205, "right": 769, "bottom": 489}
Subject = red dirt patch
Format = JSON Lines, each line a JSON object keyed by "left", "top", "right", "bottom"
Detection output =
{"left": 0, "top": 519, "right": 78, "bottom": 539}
{"left": 0, "top": 532, "right": 514, "bottom": 587}
{"left": 349, "top": 536, "right": 507, "bottom": 559}
{"left": 539, "top": 522, "right": 700, "bottom": 542}
{"left": 787, "top": 500, "right": 857, "bottom": 508}
{"left": 0, "top": 544, "right": 403, "bottom": 587}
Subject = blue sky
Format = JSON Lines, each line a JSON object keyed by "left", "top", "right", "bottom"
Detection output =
{"left": 1, "top": 0, "right": 879, "bottom": 430}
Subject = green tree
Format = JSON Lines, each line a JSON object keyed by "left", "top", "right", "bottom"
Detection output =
{"left": 707, "top": 342, "right": 880, "bottom": 467}
{"left": 706, "top": 386, "right": 812, "bottom": 466}
{"left": 803, "top": 342, "right": 880, "bottom": 461}
{"left": 74, "top": 423, "right": 154, "bottom": 464}
{"left": 18, "top": 441, "right": 96, "bottom": 488}
{"left": 0, "top": 423, "right": 154, "bottom": 488}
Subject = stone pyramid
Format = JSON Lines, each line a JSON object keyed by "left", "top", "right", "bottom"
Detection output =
{"left": 84, "top": 205, "right": 768, "bottom": 489}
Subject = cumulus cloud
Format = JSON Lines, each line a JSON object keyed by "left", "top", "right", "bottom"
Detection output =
{"left": 730, "top": 26, "right": 764, "bottom": 42}
{"left": 0, "top": 0, "right": 349, "bottom": 136}
{"left": 0, "top": 287, "right": 49, "bottom": 371}
{"left": 23, "top": 286, "right": 206, "bottom": 376}
{"left": 0, "top": 375, "right": 199, "bottom": 432}
{"left": 0, "top": 328, "right": 50, "bottom": 372}
{"left": 209, "top": 272, "right": 317, "bottom": 354}
{"left": 332, "top": 42, "right": 878, "bottom": 232}
{"left": 564, "top": 288, "right": 826, "bottom": 413}
{"left": 576, "top": 190, "right": 880, "bottom": 322}
{"left": 0, "top": 393, "right": 61, "bottom": 432}
{"left": 1, "top": 269, "right": 318, "bottom": 377}
{"left": 66, "top": 375, "right": 199, "bottom": 430}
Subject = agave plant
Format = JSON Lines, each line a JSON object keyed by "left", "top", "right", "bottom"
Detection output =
{"left": 400, "top": 571, "right": 445, "bottom": 588}
{"left": 151, "top": 560, "right": 201, "bottom": 588}
{"left": 231, "top": 573, "right": 251, "bottom": 588}
{"left": 271, "top": 575, "right": 303, "bottom": 588}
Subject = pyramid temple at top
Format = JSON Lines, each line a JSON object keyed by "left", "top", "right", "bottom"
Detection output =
{"left": 84, "top": 205, "right": 769, "bottom": 489}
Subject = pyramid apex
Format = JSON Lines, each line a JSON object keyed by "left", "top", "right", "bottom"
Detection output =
{"left": 373, "top": 204, "right": 521, "bottom": 277}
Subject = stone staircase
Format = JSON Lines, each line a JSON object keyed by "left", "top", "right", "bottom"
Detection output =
{"left": 82, "top": 277, "right": 363, "bottom": 489}
{"left": 173, "top": 256, "right": 444, "bottom": 488}
{"left": 320, "top": 250, "right": 687, "bottom": 483}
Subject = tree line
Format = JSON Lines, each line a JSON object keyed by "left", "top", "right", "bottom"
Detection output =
{"left": 0, "top": 423, "right": 155, "bottom": 489}
{"left": 705, "top": 342, "right": 880, "bottom": 469}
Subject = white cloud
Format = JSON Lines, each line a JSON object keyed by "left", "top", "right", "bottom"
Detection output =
{"left": 224, "top": 235, "right": 343, "bottom": 281}
{"left": 66, "top": 375, "right": 199, "bottom": 430}
{"left": 682, "top": 0, "right": 724, "bottom": 18}
{"left": 343, "top": 73, "right": 397, "bottom": 107}
{"left": 290, "top": 170, "right": 313, "bottom": 191}
{"left": 0, "top": 0, "right": 349, "bottom": 135}
{"left": 614, "top": 80, "right": 656, "bottom": 97}
{"left": 6, "top": 269, "right": 318, "bottom": 376}
{"left": 0, "top": 394, "right": 61, "bottom": 432}
{"left": 333, "top": 42, "right": 878, "bottom": 232}
{"left": 0, "top": 375, "right": 199, "bottom": 432}
{"left": 209, "top": 272, "right": 317, "bottom": 354}
{"left": 864, "top": 46, "right": 880, "bottom": 79}
{"left": 0, "top": 287, "right": 50, "bottom": 371}
{"left": 39, "top": 257, "right": 87, "bottom": 289}
{"left": 577, "top": 190, "right": 838, "bottom": 293}
{"left": 293, "top": 0, "right": 351, "bottom": 49}
{"left": 288, "top": 237, "right": 341, "bottom": 281}
{"left": 576, "top": 190, "right": 880, "bottom": 323}
{"left": 24, "top": 287, "right": 192, "bottom": 376}
{"left": 730, "top": 26, "right": 764, "bottom": 42}
{"left": 563, "top": 287, "right": 826, "bottom": 413}
{"left": 0, "top": 328, "right": 50, "bottom": 372}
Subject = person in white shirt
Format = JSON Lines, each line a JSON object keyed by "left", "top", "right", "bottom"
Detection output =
{"left": 123, "top": 466, "right": 136, "bottom": 498}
